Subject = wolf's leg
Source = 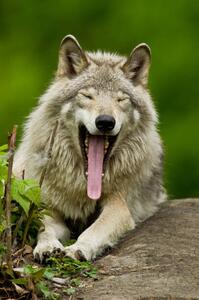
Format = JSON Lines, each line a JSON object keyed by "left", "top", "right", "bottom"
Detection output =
{"left": 33, "top": 210, "right": 70, "bottom": 262}
{"left": 64, "top": 194, "right": 135, "bottom": 260}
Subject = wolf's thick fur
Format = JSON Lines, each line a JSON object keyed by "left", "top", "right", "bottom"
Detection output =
{"left": 14, "top": 35, "right": 166, "bottom": 261}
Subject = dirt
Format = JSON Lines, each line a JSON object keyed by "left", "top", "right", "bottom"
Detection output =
{"left": 75, "top": 199, "right": 199, "bottom": 300}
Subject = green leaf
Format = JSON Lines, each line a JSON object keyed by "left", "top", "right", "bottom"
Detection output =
{"left": 71, "top": 278, "right": 81, "bottom": 286}
{"left": 64, "top": 287, "right": 76, "bottom": 296}
{"left": 0, "top": 181, "right": 4, "bottom": 198}
{"left": 85, "top": 270, "right": 98, "bottom": 279}
{"left": 36, "top": 281, "right": 51, "bottom": 298}
{"left": 32, "top": 268, "right": 46, "bottom": 282}
{"left": 23, "top": 264, "right": 36, "bottom": 274}
{"left": 23, "top": 265, "right": 45, "bottom": 282}
{"left": 12, "top": 278, "right": 28, "bottom": 285}
{"left": 0, "top": 144, "right": 8, "bottom": 165}
{"left": 63, "top": 239, "right": 76, "bottom": 246}
{"left": 13, "top": 178, "right": 41, "bottom": 206}
{"left": 0, "top": 145, "right": 8, "bottom": 151}
{"left": 0, "top": 164, "right": 7, "bottom": 181}
{"left": 44, "top": 268, "right": 55, "bottom": 280}
{"left": 11, "top": 178, "right": 41, "bottom": 215}
{"left": 11, "top": 179, "right": 30, "bottom": 216}
{"left": 23, "top": 180, "right": 41, "bottom": 206}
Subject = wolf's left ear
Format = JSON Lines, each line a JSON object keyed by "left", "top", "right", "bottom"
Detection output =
{"left": 57, "top": 35, "right": 89, "bottom": 78}
{"left": 122, "top": 43, "right": 151, "bottom": 86}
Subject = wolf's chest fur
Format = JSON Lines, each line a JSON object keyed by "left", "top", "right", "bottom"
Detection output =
{"left": 41, "top": 133, "right": 97, "bottom": 219}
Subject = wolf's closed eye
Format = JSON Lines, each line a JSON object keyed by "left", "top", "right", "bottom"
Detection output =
{"left": 79, "top": 92, "right": 93, "bottom": 100}
{"left": 117, "top": 96, "right": 130, "bottom": 103}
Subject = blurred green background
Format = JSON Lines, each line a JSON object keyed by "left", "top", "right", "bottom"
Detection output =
{"left": 0, "top": 0, "right": 198, "bottom": 199}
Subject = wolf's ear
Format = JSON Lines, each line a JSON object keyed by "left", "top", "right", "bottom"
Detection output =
{"left": 122, "top": 43, "right": 151, "bottom": 86}
{"left": 57, "top": 35, "right": 89, "bottom": 78}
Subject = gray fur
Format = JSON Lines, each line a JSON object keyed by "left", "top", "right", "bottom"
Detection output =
{"left": 14, "top": 35, "right": 166, "bottom": 261}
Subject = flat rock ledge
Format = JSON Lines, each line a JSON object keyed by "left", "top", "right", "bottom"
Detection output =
{"left": 76, "top": 199, "right": 199, "bottom": 300}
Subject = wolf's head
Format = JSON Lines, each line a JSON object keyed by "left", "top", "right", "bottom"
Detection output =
{"left": 42, "top": 35, "right": 157, "bottom": 200}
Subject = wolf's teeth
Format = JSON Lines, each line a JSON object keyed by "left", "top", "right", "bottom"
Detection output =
{"left": 102, "top": 173, "right": 104, "bottom": 177}
{"left": 85, "top": 171, "right": 88, "bottom": 176}
{"left": 104, "top": 149, "right": 107, "bottom": 154}
{"left": 104, "top": 139, "right": 109, "bottom": 150}
{"left": 85, "top": 137, "right": 88, "bottom": 147}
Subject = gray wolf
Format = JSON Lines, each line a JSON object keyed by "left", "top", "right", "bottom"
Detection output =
{"left": 14, "top": 35, "right": 166, "bottom": 261}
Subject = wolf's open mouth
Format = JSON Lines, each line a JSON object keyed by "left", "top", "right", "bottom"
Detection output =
{"left": 79, "top": 125, "right": 117, "bottom": 200}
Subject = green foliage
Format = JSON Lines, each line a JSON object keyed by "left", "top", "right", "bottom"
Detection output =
{"left": 23, "top": 264, "right": 45, "bottom": 281}
{"left": 0, "top": 144, "right": 45, "bottom": 251}
{"left": 0, "top": 143, "right": 98, "bottom": 299}
{"left": 46, "top": 256, "right": 98, "bottom": 279}
{"left": 11, "top": 178, "right": 40, "bottom": 216}
{"left": 36, "top": 281, "right": 59, "bottom": 300}
{"left": 9, "top": 258, "right": 97, "bottom": 299}
{"left": 64, "top": 287, "right": 76, "bottom": 296}
{"left": 23, "top": 265, "right": 60, "bottom": 299}
{"left": 26, "top": 256, "right": 98, "bottom": 298}
{"left": 12, "top": 265, "right": 60, "bottom": 299}
{"left": 12, "top": 277, "right": 28, "bottom": 285}
{"left": 0, "top": 144, "right": 42, "bottom": 251}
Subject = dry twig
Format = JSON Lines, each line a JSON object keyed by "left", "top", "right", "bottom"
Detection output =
{"left": 5, "top": 125, "right": 17, "bottom": 275}
{"left": 39, "top": 120, "right": 59, "bottom": 188}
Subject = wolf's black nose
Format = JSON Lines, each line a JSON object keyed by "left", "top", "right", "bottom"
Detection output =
{"left": 95, "top": 115, "right": 116, "bottom": 132}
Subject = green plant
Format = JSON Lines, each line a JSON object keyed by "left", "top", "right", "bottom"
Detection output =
{"left": 0, "top": 144, "right": 43, "bottom": 252}
{"left": 0, "top": 127, "right": 98, "bottom": 299}
{"left": 46, "top": 256, "right": 98, "bottom": 279}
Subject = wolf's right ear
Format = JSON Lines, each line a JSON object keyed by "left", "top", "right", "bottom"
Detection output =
{"left": 122, "top": 43, "right": 151, "bottom": 86}
{"left": 57, "top": 35, "right": 89, "bottom": 78}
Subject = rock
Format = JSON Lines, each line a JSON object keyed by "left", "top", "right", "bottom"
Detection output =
{"left": 76, "top": 199, "right": 199, "bottom": 299}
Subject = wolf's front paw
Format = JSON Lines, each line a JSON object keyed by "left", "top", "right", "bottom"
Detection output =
{"left": 33, "top": 239, "right": 64, "bottom": 263}
{"left": 64, "top": 243, "right": 93, "bottom": 261}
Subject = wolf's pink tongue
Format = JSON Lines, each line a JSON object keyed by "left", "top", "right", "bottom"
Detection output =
{"left": 87, "top": 135, "right": 104, "bottom": 200}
